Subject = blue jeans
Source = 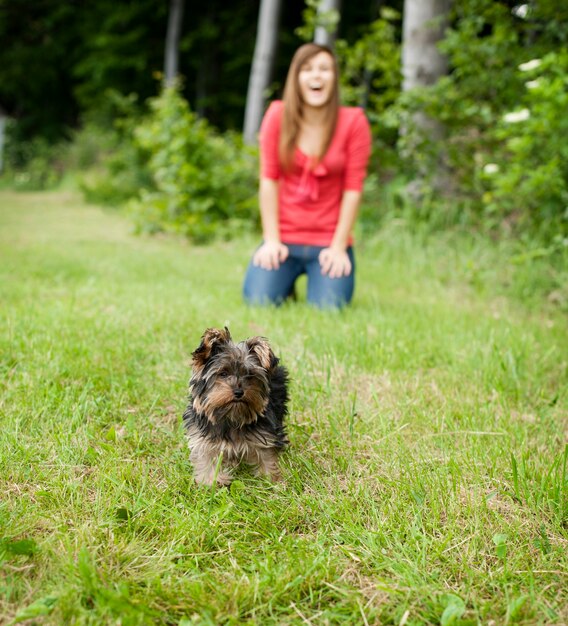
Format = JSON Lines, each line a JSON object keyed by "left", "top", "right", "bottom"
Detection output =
{"left": 243, "top": 244, "right": 355, "bottom": 309}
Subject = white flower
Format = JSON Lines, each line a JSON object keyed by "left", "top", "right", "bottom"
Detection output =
{"left": 503, "top": 109, "right": 530, "bottom": 123}
{"left": 483, "top": 163, "right": 499, "bottom": 175}
{"left": 525, "top": 79, "right": 540, "bottom": 89}
{"left": 512, "top": 4, "right": 529, "bottom": 19}
{"left": 519, "top": 59, "right": 542, "bottom": 72}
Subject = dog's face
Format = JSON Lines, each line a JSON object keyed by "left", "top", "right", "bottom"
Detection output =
{"left": 190, "top": 327, "right": 277, "bottom": 426}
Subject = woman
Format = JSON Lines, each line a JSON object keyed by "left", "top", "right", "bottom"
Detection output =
{"left": 243, "top": 43, "right": 372, "bottom": 309}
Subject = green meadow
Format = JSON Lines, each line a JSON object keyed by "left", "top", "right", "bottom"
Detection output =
{"left": 0, "top": 190, "right": 567, "bottom": 625}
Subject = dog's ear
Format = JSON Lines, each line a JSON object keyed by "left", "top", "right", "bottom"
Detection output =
{"left": 245, "top": 336, "right": 278, "bottom": 370}
{"left": 192, "top": 327, "right": 232, "bottom": 370}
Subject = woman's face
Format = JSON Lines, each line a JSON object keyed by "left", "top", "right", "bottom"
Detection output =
{"left": 297, "top": 51, "right": 335, "bottom": 109}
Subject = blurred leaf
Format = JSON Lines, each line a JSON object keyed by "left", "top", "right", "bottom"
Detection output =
{"left": 13, "top": 596, "right": 58, "bottom": 623}
{"left": 441, "top": 594, "right": 466, "bottom": 625}
{"left": 0, "top": 537, "right": 38, "bottom": 556}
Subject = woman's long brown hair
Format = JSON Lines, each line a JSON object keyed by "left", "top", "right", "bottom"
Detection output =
{"left": 279, "top": 43, "right": 340, "bottom": 171}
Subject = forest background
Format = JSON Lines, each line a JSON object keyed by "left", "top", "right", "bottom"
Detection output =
{"left": 0, "top": 0, "right": 567, "bottom": 260}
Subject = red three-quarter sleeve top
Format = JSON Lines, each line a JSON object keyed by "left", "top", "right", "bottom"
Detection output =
{"left": 259, "top": 100, "right": 372, "bottom": 247}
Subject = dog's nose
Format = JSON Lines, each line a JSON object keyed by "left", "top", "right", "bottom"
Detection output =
{"left": 234, "top": 388, "right": 244, "bottom": 398}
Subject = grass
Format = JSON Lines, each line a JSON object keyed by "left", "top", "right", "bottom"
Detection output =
{"left": 0, "top": 189, "right": 567, "bottom": 625}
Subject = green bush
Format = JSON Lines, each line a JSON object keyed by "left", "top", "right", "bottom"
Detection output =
{"left": 79, "top": 91, "right": 153, "bottom": 206}
{"left": 1, "top": 129, "right": 64, "bottom": 190}
{"left": 391, "top": 0, "right": 568, "bottom": 239}
{"left": 128, "top": 86, "right": 258, "bottom": 243}
{"left": 480, "top": 51, "right": 568, "bottom": 234}
{"left": 1, "top": 90, "right": 145, "bottom": 196}
{"left": 336, "top": 8, "right": 402, "bottom": 175}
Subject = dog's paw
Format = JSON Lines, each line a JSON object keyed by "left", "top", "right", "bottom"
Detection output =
{"left": 254, "top": 466, "right": 283, "bottom": 483}
{"left": 216, "top": 472, "right": 233, "bottom": 487}
{"left": 194, "top": 469, "right": 232, "bottom": 488}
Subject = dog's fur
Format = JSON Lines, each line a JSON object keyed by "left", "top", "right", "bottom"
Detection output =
{"left": 183, "top": 327, "right": 288, "bottom": 486}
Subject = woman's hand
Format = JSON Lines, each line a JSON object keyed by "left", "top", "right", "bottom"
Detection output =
{"left": 319, "top": 247, "right": 352, "bottom": 278}
{"left": 253, "top": 241, "right": 289, "bottom": 270}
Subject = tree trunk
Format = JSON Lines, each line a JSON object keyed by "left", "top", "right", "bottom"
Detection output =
{"left": 0, "top": 114, "right": 6, "bottom": 173}
{"left": 243, "top": 0, "right": 282, "bottom": 145}
{"left": 164, "top": 0, "right": 185, "bottom": 87}
{"left": 314, "top": 0, "right": 341, "bottom": 48}
{"left": 402, "top": 0, "right": 450, "bottom": 92}
{"left": 401, "top": 0, "right": 452, "bottom": 192}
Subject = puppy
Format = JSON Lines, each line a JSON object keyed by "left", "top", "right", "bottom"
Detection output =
{"left": 183, "top": 327, "right": 288, "bottom": 486}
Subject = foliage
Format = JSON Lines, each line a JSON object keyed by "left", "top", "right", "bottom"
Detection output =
{"left": 336, "top": 8, "right": 402, "bottom": 173}
{"left": 0, "top": 0, "right": 303, "bottom": 141}
{"left": 1, "top": 90, "right": 146, "bottom": 195}
{"left": 1, "top": 129, "right": 65, "bottom": 190}
{"left": 394, "top": 0, "right": 568, "bottom": 239}
{"left": 336, "top": 8, "right": 401, "bottom": 111}
{"left": 128, "top": 86, "right": 258, "bottom": 242}
{"left": 1, "top": 84, "right": 259, "bottom": 242}
{"left": 295, "top": 0, "right": 341, "bottom": 43}
{"left": 0, "top": 2, "right": 80, "bottom": 141}
{"left": 79, "top": 91, "right": 153, "bottom": 206}
{"left": 71, "top": 0, "right": 168, "bottom": 112}
{"left": 480, "top": 51, "right": 568, "bottom": 233}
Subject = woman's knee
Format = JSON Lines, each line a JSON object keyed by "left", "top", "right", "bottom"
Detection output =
{"left": 243, "top": 284, "right": 285, "bottom": 306}
{"left": 242, "top": 265, "right": 294, "bottom": 306}
{"left": 307, "top": 289, "right": 353, "bottom": 309}
{"left": 307, "top": 275, "right": 354, "bottom": 309}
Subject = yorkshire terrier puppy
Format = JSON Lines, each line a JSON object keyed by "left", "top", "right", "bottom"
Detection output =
{"left": 183, "top": 327, "right": 289, "bottom": 487}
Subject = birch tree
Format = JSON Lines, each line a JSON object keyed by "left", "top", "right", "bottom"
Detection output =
{"left": 402, "top": 0, "right": 451, "bottom": 93}
{"left": 164, "top": 0, "right": 185, "bottom": 87}
{"left": 314, "top": 0, "right": 341, "bottom": 48}
{"left": 243, "top": 0, "right": 281, "bottom": 145}
{"left": 401, "top": 0, "right": 452, "bottom": 190}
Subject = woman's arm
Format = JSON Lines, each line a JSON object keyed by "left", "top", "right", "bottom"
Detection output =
{"left": 253, "top": 178, "right": 289, "bottom": 270}
{"left": 319, "top": 108, "right": 371, "bottom": 278}
{"left": 319, "top": 190, "right": 362, "bottom": 278}
{"left": 259, "top": 177, "right": 280, "bottom": 243}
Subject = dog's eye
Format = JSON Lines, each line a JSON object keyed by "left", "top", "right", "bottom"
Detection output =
{"left": 219, "top": 371, "right": 229, "bottom": 378}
